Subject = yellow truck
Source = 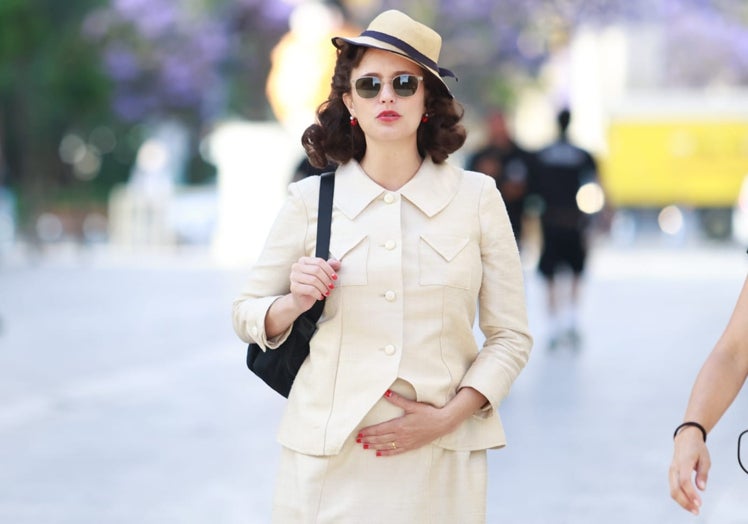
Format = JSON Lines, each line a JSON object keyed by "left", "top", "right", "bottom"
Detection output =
{"left": 601, "top": 99, "right": 748, "bottom": 239}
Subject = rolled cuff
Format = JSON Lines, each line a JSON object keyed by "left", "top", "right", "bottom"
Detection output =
{"left": 458, "top": 367, "right": 513, "bottom": 417}
{"left": 232, "top": 295, "right": 293, "bottom": 350}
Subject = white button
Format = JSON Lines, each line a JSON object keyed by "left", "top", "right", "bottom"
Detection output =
{"left": 383, "top": 344, "right": 396, "bottom": 356}
{"left": 383, "top": 193, "right": 395, "bottom": 204}
{"left": 384, "top": 290, "right": 396, "bottom": 301}
{"left": 384, "top": 240, "right": 396, "bottom": 250}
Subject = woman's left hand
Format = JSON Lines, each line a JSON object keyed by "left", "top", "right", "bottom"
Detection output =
{"left": 356, "top": 390, "right": 454, "bottom": 456}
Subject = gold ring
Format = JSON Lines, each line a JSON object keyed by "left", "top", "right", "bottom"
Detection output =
{"left": 391, "top": 441, "right": 397, "bottom": 450}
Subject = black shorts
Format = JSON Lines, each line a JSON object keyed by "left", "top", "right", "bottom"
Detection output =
{"left": 538, "top": 227, "right": 587, "bottom": 278}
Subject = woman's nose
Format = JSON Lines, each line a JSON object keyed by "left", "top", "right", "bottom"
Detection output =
{"left": 378, "top": 81, "right": 396, "bottom": 102}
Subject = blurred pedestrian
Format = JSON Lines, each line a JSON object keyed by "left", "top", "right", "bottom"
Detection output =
{"left": 232, "top": 9, "right": 532, "bottom": 523}
{"left": 529, "top": 108, "right": 598, "bottom": 349}
{"left": 465, "top": 110, "right": 532, "bottom": 244}
{"left": 669, "top": 271, "right": 748, "bottom": 516}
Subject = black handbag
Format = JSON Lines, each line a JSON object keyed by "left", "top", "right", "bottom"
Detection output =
{"left": 246, "top": 172, "right": 335, "bottom": 397}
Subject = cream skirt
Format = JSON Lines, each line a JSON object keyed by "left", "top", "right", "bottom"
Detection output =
{"left": 272, "top": 380, "right": 487, "bottom": 524}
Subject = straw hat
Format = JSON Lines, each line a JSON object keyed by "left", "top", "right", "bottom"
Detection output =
{"left": 332, "top": 10, "right": 457, "bottom": 98}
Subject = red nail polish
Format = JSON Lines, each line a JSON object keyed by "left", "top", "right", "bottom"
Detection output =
{"left": 356, "top": 438, "right": 361, "bottom": 443}
{"left": 376, "top": 451, "right": 382, "bottom": 457}
{"left": 332, "top": 274, "right": 338, "bottom": 280}
{"left": 328, "top": 283, "right": 335, "bottom": 289}
{"left": 384, "top": 389, "right": 392, "bottom": 398}
{"left": 363, "top": 444, "right": 369, "bottom": 449}
{"left": 324, "top": 290, "right": 330, "bottom": 297}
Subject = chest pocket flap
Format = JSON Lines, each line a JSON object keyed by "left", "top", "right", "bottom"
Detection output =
{"left": 419, "top": 234, "right": 472, "bottom": 289}
{"left": 420, "top": 234, "right": 470, "bottom": 262}
{"left": 330, "top": 233, "right": 368, "bottom": 286}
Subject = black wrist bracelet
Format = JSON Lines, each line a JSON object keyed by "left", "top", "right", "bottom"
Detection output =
{"left": 673, "top": 421, "right": 707, "bottom": 442}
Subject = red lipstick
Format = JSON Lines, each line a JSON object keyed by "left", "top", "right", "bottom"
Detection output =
{"left": 377, "top": 110, "right": 401, "bottom": 121}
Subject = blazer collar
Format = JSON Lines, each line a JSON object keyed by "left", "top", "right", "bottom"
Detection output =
{"left": 334, "top": 157, "right": 461, "bottom": 219}
{"left": 400, "top": 157, "right": 461, "bottom": 217}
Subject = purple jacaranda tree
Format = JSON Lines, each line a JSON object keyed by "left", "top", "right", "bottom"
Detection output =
{"left": 374, "top": 0, "right": 748, "bottom": 109}
{"left": 84, "top": 0, "right": 231, "bottom": 124}
{"left": 84, "top": 0, "right": 748, "bottom": 124}
{"left": 659, "top": 0, "right": 748, "bottom": 86}
{"left": 83, "top": 0, "right": 295, "bottom": 124}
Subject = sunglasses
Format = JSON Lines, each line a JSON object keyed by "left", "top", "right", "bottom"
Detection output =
{"left": 353, "top": 74, "right": 424, "bottom": 99}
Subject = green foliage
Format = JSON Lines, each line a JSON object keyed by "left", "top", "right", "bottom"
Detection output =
{"left": 0, "top": 0, "right": 44, "bottom": 67}
{"left": 0, "top": 0, "right": 124, "bottom": 232}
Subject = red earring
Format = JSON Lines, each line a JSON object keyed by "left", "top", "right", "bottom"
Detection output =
{"left": 350, "top": 116, "right": 358, "bottom": 126}
{"left": 421, "top": 113, "right": 429, "bottom": 123}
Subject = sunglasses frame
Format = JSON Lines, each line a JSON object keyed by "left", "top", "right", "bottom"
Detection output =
{"left": 352, "top": 74, "right": 424, "bottom": 99}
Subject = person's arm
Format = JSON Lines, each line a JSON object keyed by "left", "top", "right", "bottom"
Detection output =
{"left": 459, "top": 175, "right": 533, "bottom": 409}
{"left": 355, "top": 387, "right": 488, "bottom": 457}
{"left": 233, "top": 179, "right": 337, "bottom": 348}
{"left": 669, "top": 275, "right": 748, "bottom": 515}
{"left": 264, "top": 257, "right": 341, "bottom": 338}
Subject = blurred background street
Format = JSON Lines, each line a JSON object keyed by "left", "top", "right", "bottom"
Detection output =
{"left": 1, "top": 0, "right": 748, "bottom": 522}
{"left": 0, "top": 239, "right": 745, "bottom": 524}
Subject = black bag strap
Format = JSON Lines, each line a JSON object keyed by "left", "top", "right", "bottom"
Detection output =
{"left": 306, "top": 172, "right": 335, "bottom": 320}
{"left": 315, "top": 172, "right": 335, "bottom": 258}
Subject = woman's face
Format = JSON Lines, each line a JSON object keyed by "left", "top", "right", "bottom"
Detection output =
{"left": 343, "top": 48, "right": 427, "bottom": 147}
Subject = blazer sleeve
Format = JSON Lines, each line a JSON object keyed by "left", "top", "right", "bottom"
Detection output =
{"left": 459, "top": 176, "right": 533, "bottom": 410}
{"left": 231, "top": 180, "right": 315, "bottom": 350}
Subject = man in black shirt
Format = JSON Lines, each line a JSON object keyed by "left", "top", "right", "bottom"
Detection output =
{"left": 466, "top": 110, "right": 532, "bottom": 244}
{"left": 530, "top": 108, "right": 598, "bottom": 349}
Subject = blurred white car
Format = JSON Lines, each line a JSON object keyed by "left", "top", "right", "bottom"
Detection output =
{"left": 733, "top": 174, "right": 748, "bottom": 245}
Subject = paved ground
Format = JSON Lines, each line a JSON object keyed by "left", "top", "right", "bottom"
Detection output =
{"left": 0, "top": 239, "right": 746, "bottom": 523}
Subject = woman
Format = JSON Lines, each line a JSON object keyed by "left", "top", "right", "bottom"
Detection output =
{"left": 233, "top": 10, "right": 532, "bottom": 523}
{"left": 669, "top": 273, "right": 748, "bottom": 516}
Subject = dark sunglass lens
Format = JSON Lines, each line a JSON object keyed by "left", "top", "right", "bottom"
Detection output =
{"left": 355, "top": 77, "right": 380, "bottom": 98}
{"left": 393, "top": 75, "right": 419, "bottom": 97}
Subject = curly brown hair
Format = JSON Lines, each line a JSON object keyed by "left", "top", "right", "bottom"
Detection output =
{"left": 301, "top": 43, "right": 466, "bottom": 169}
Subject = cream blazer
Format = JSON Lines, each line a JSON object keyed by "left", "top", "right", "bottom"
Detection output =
{"left": 233, "top": 157, "right": 533, "bottom": 456}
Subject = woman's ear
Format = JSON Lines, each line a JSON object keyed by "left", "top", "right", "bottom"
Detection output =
{"left": 342, "top": 93, "right": 353, "bottom": 115}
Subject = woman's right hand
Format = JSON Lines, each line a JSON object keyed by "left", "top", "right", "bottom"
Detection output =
{"left": 669, "top": 428, "right": 710, "bottom": 515}
{"left": 264, "top": 257, "right": 341, "bottom": 340}
{"left": 289, "top": 257, "right": 341, "bottom": 311}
